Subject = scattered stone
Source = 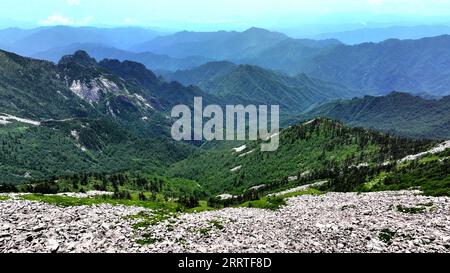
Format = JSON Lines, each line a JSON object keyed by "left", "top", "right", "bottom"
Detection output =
{"left": 0, "top": 191, "right": 449, "bottom": 253}
{"left": 139, "top": 191, "right": 450, "bottom": 253}
{"left": 47, "top": 239, "right": 60, "bottom": 253}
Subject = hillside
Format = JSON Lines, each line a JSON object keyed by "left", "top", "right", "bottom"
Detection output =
{"left": 131, "top": 27, "right": 290, "bottom": 59}
{"left": 0, "top": 50, "right": 96, "bottom": 120}
{"left": 168, "top": 118, "right": 432, "bottom": 194}
{"left": 98, "top": 59, "right": 220, "bottom": 110}
{"left": 161, "top": 61, "right": 237, "bottom": 86}
{"left": 132, "top": 27, "right": 341, "bottom": 72}
{"left": 299, "top": 92, "right": 450, "bottom": 140}
{"left": 146, "top": 30, "right": 450, "bottom": 98}
{"left": 238, "top": 38, "right": 341, "bottom": 73}
{"left": 301, "top": 35, "right": 450, "bottom": 96}
{"left": 0, "top": 49, "right": 204, "bottom": 183}
{"left": 163, "top": 62, "right": 361, "bottom": 114}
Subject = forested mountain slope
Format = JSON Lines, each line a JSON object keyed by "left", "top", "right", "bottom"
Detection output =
{"left": 168, "top": 118, "right": 432, "bottom": 194}
{"left": 0, "top": 50, "right": 204, "bottom": 183}
{"left": 299, "top": 92, "right": 450, "bottom": 139}
{"left": 163, "top": 61, "right": 361, "bottom": 114}
{"left": 301, "top": 35, "right": 450, "bottom": 96}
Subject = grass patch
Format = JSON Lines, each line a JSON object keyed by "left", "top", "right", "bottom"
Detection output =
{"left": 199, "top": 227, "right": 212, "bottom": 236}
{"left": 368, "top": 153, "right": 450, "bottom": 197}
{"left": 359, "top": 172, "right": 387, "bottom": 191}
{"left": 341, "top": 204, "right": 357, "bottom": 211}
{"left": 130, "top": 210, "right": 176, "bottom": 229}
{"left": 209, "top": 220, "right": 225, "bottom": 230}
{"left": 419, "top": 155, "right": 440, "bottom": 164}
{"left": 198, "top": 219, "right": 225, "bottom": 236}
{"left": 0, "top": 196, "right": 10, "bottom": 201}
{"left": 186, "top": 200, "right": 215, "bottom": 213}
{"left": 136, "top": 233, "right": 161, "bottom": 245}
{"left": 239, "top": 197, "right": 287, "bottom": 210}
{"left": 278, "top": 188, "right": 323, "bottom": 199}
{"left": 418, "top": 202, "right": 434, "bottom": 207}
{"left": 20, "top": 194, "right": 178, "bottom": 210}
{"left": 238, "top": 188, "right": 323, "bottom": 210}
{"left": 396, "top": 205, "right": 427, "bottom": 214}
{"left": 379, "top": 229, "right": 396, "bottom": 245}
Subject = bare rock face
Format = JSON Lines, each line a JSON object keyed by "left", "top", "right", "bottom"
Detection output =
{"left": 1, "top": 191, "right": 449, "bottom": 253}
{"left": 69, "top": 77, "right": 121, "bottom": 104}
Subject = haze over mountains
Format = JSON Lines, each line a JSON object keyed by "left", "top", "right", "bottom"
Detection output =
{"left": 0, "top": 26, "right": 162, "bottom": 56}
{"left": 161, "top": 61, "right": 359, "bottom": 113}
{"left": 2, "top": 25, "right": 450, "bottom": 97}
{"left": 301, "top": 35, "right": 450, "bottom": 96}
{"left": 32, "top": 43, "right": 211, "bottom": 72}
{"left": 314, "top": 24, "right": 450, "bottom": 44}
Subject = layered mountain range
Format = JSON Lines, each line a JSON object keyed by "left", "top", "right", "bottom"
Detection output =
{"left": 161, "top": 61, "right": 361, "bottom": 113}
{"left": 3, "top": 26, "right": 450, "bottom": 97}
{"left": 0, "top": 49, "right": 204, "bottom": 183}
{"left": 0, "top": 26, "right": 449, "bottom": 190}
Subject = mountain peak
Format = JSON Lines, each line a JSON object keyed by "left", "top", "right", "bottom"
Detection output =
{"left": 58, "top": 50, "right": 97, "bottom": 68}
{"left": 386, "top": 91, "right": 418, "bottom": 99}
{"left": 242, "top": 27, "right": 286, "bottom": 38}
{"left": 243, "top": 27, "right": 269, "bottom": 33}
{"left": 99, "top": 58, "right": 159, "bottom": 86}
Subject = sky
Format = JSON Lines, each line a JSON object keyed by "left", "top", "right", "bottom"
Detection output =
{"left": 1, "top": 0, "right": 450, "bottom": 32}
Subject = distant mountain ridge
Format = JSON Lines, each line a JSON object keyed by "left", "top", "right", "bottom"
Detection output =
{"left": 315, "top": 24, "right": 450, "bottom": 44}
{"left": 131, "top": 27, "right": 290, "bottom": 59}
{"left": 162, "top": 61, "right": 362, "bottom": 114}
{"left": 298, "top": 92, "right": 450, "bottom": 140}
{"left": 0, "top": 26, "right": 163, "bottom": 56}
{"left": 4, "top": 26, "right": 450, "bottom": 99}
{"left": 301, "top": 35, "right": 450, "bottom": 96}
{"left": 132, "top": 29, "right": 450, "bottom": 97}
{"left": 32, "top": 43, "right": 211, "bottom": 72}
{"left": 131, "top": 27, "right": 342, "bottom": 69}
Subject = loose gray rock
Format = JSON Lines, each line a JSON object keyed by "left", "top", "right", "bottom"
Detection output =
{"left": 1, "top": 191, "right": 449, "bottom": 253}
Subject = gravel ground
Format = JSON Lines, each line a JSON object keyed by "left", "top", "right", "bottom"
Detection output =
{"left": 1, "top": 191, "right": 449, "bottom": 253}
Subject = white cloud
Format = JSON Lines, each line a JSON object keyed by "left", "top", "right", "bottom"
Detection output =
{"left": 41, "top": 14, "right": 74, "bottom": 25}
{"left": 40, "top": 14, "right": 93, "bottom": 26}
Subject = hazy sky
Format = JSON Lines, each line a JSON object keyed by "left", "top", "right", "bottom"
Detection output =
{"left": 1, "top": 0, "right": 450, "bottom": 32}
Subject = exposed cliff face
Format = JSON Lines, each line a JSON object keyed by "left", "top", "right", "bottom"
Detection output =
{"left": 69, "top": 76, "right": 122, "bottom": 104}
{"left": 56, "top": 51, "right": 160, "bottom": 120}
